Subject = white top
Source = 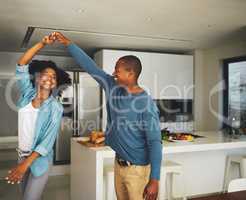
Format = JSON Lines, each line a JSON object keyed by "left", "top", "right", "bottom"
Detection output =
{"left": 18, "top": 102, "right": 39, "bottom": 151}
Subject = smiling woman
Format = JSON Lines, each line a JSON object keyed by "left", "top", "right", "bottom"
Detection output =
{"left": 5, "top": 34, "right": 71, "bottom": 200}
{"left": 28, "top": 60, "right": 71, "bottom": 97}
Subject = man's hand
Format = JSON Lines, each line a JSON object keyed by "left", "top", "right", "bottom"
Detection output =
{"left": 5, "top": 160, "right": 29, "bottom": 184}
{"left": 52, "top": 32, "right": 71, "bottom": 46}
{"left": 41, "top": 34, "right": 56, "bottom": 46}
{"left": 143, "top": 179, "right": 159, "bottom": 200}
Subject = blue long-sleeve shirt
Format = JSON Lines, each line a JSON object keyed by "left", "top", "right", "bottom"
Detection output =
{"left": 67, "top": 44, "right": 162, "bottom": 180}
{"left": 16, "top": 64, "right": 63, "bottom": 177}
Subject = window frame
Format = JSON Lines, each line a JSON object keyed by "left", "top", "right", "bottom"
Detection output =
{"left": 223, "top": 56, "right": 246, "bottom": 128}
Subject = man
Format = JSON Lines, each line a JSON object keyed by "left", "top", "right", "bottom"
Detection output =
{"left": 54, "top": 32, "right": 162, "bottom": 200}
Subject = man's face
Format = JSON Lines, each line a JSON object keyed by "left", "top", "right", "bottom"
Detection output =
{"left": 113, "top": 60, "right": 131, "bottom": 86}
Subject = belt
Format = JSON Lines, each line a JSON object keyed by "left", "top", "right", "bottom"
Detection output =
{"left": 116, "top": 157, "right": 133, "bottom": 167}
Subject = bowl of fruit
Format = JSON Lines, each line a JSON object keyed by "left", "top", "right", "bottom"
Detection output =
{"left": 161, "top": 128, "right": 204, "bottom": 142}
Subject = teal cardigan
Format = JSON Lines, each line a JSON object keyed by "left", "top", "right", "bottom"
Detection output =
{"left": 16, "top": 64, "right": 63, "bottom": 177}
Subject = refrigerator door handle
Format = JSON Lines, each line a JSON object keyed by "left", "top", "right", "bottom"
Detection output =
{"left": 73, "top": 74, "right": 78, "bottom": 136}
{"left": 77, "top": 79, "right": 83, "bottom": 135}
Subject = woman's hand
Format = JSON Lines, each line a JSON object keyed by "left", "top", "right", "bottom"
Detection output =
{"left": 52, "top": 32, "right": 71, "bottom": 46}
{"left": 5, "top": 160, "right": 29, "bottom": 184}
{"left": 41, "top": 34, "right": 56, "bottom": 46}
{"left": 5, "top": 152, "right": 40, "bottom": 184}
{"left": 17, "top": 34, "right": 55, "bottom": 65}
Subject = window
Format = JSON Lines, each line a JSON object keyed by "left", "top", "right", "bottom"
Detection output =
{"left": 223, "top": 56, "right": 246, "bottom": 130}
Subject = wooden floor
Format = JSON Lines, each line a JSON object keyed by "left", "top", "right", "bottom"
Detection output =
{"left": 190, "top": 190, "right": 246, "bottom": 200}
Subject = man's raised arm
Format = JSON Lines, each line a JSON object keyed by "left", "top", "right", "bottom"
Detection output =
{"left": 54, "top": 32, "right": 113, "bottom": 90}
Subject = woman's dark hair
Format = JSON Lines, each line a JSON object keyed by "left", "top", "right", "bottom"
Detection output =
{"left": 29, "top": 60, "right": 72, "bottom": 97}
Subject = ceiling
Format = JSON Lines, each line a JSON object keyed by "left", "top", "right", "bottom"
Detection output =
{"left": 0, "top": 0, "right": 246, "bottom": 56}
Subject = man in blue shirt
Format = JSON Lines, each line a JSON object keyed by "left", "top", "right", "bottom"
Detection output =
{"left": 54, "top": 32, "right": 162, "bottom": 200}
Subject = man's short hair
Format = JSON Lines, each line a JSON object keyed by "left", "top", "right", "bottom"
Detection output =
{"left": 119, "top": 55, "right": 142, "bottom": 79}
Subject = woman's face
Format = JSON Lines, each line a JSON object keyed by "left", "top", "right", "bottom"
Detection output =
{"left": 37, "top": 68, "right": 57, "bottom": 91}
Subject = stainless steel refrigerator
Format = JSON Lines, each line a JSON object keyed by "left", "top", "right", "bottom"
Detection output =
{"left": 54, "top": 71, "right": 101, "bottom": 164}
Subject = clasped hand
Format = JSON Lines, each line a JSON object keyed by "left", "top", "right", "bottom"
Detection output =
{"left": 41, "top": 32, "right": 71, "bottom": 46}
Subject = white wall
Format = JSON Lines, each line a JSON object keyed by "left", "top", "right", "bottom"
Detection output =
{"left": 194, "top": 41, "right": 246, "bottom": 131}
{"left": 194, "top": 50, "right": 206, "bottom": 131}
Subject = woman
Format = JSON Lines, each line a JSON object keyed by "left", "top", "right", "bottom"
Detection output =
{"left": 5, "top": 34, "right": 71, "bottom": 200}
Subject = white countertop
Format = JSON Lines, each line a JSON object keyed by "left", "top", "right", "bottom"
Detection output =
{"left": 163, "top": 131, "right": 246, "bottom": 153}
{"left": 73, "top": 131, "right": 246, "bottom": 155}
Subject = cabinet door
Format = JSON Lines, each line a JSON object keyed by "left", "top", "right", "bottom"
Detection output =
{"left": 149, "top": 53, "right": 193, "bottom": 99}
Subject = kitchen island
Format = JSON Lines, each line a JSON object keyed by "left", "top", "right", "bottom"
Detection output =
{"left": 71, "top": 132, "right": 246, "bottom": 200}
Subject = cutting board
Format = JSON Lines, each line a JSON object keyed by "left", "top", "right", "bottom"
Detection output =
{"left": 77, "top": 141, "right": 105, "bottom": 147}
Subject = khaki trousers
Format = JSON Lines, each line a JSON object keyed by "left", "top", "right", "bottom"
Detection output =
{"left": 114, "top": 160, "right": 150, "bottom": 200}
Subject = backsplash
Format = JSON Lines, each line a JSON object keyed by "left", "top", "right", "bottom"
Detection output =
{"left": 154, "top": 99, "right": 193, "bottom": 123}
{"left": 160, "top": 121, "right": 194, "bottom": 133}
